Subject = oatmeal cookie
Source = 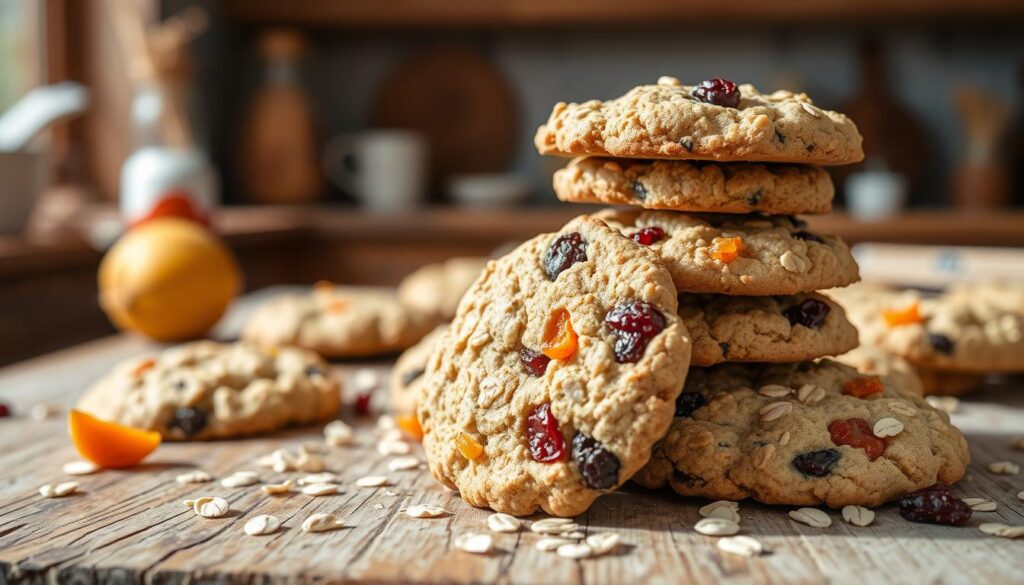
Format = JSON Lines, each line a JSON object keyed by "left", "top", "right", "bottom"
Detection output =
{"left": 634, "top": 360, "right": 969, "bottom": 508}
{"left": 535, "top": 76, "right": 863, "bottom": 165}
{"left": 78, "top": 341, "right": 340, "bottom": 440}
{"left": 418, "top": 216, "right": 692, "bottom": 516}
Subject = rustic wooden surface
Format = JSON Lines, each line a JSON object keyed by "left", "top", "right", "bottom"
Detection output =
{"left": 1, "top": 292, "right": 1023, "bottom": 585}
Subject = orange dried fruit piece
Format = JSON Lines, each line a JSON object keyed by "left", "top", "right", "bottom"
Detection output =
{"left": 69, "top": 409, "right": 161, "bottom": 468}
{"left": 131, "top": 358, "right": 156, "bottom": 378}
{"left": 542, "top": 308, "right": 578, "bottom": 361}
{"left": 710, "top": 236, "right": 744, "bottom": 263}
{"left": 883, "top": 302, "right": 923, "bottom": 327}
{"left": 396, "top": 414, "right": 424, "bottom": 441}
{"left": 842, "top": 376, "right": 884, "bottom": 399}
{"left": 326, "top": 299, "right": 349, "bottom": 313}
{"left": 455, "top": 432, "right": 484, "bottom": 460}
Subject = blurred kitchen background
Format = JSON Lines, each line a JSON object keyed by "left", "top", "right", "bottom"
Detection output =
{"left": 2, "top": 0, "right": 1024, "bottom": 365}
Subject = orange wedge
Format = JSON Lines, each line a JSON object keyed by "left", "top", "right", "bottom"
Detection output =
{"left": 69, "top": 409, "right": 161, "bottom": 468}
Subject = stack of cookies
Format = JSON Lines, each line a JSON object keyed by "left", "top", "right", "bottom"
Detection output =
{"left": 418, "top": 77, "right": 969, "bottom": 516}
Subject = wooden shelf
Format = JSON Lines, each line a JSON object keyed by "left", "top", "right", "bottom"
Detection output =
{"left": 224, "top": 0, "right": 1024, "bottom": 28}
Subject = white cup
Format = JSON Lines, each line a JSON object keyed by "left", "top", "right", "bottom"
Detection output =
{"left": 323, "top": 130, "right": 427, "bottom": 210}
{"left": 845, "top": 170, "right": 907, "bottom": 221}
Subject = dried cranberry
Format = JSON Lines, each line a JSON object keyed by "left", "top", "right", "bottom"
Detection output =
{"left": 792, "top": 449, "right": 840, "bottom": 477}
{"left": 169, "top": 407, "right": 208, "bottom": 437}
{"left": 0, "top": 403, "right": 10, "bottom": 418}
{"left": 675, "top": 392, "right": 706, "bottom": 417}
{"left": 401, "top": 367, "right": 425, "bottom": 386}
{"left": 572, "top": 432, "right": 620, "bottom": 489}
{"left": 784, "top": 298, "right": 831, "bottom": 329}
{"left": 631, "top": 180, "right": 648, "bottom": 200}
{"left": 928, "top": 333, "right": 955, "bottom": 355}
{"left": 828, "top": 418, "right": 886, "bottom": 460}
{"left": 525, "top": 403, "right": 566, "bottom": 463}
{"left": 632, "top": 227, "right": 666, "bottom": 246}
{"left": 691, "top": 78, "right": 740, "bottom": 108}
{"left": 605, "top": 301, "right": 666, "bottom": 363}
{"left": 519, "top": 348, "right": 551, "bottom": 377}
{"left": 355, "top": 391, "right": 372, "bottom": 416}
{"left": 544, "top": 232, "right": 588, "bottom": 281}
{"left": 899, "top": 484, "right": 972, "bottom": 525}
{"left": 793, "top": 231, "right": 824, "bottom": 243}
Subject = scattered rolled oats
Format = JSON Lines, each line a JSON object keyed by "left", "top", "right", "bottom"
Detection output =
{"left": 176, "top": 470, "right": 212, "bottom": 484}
{"left": 261, "top": 479, "right": 294, "bottom": 495}
{"left": 801, "top": 102, "right": 822, "bottom": 118}
{"left": 302, "top": 513, "right": 344, "bottom": 532}
{"left": 352, "top": 368, "right": 380, "bottom": 391}
{"left": 301, "top": 483, "right": 340, "bottom": 496}
{"left": 536, "top": 537, "right": 574, "bottom": 551}
{"left": 300, "top": 441, "right": 326, "bottom": 455}
{"left": 779, "top": 251, "right": 807, "bottom": 273}
{"left": 556, "top": 543, "right": 593, "bottom": 559}
{"left": 30, "top": 403, "right": 59, "bottom": 421}
{"left": 324, "top": 420, "right": 355, "bottom": 447}
{"left": 193, "top": 496, "right": 230, "bottom": 518}
{"left": 563, "top": 531, "right": 585, "bottom": 539}
{"left": 694, "top": 517, "right": 740, "bottom": 536}
{"left": 872, "top": 417, "right": 904, "bottom": 438}
{"left": 779, "top": 431, "right": 791, "bottom": 447}
{"left": 963, "top": 498, "right": 998, "bottom": 512}
{"left": 454, "top": 533, "right": 493, "bottom": 554}
{"left": 380, "top": 428, "right": 404, "bottom": 442}
{"left": 487, "top": 513, "right": 521, "bottom": 533}
{"left": 889, "top": 402, "right": 918, "bottom": 417}
{"left": 788, "top": 507, "right": 831, "bottom": 528}
{"left": 221, "top": 472, "right": 260, "bottom": 488}
{"left": 987, "top": 461, "right": 1020, "bottom": 475}
{"left": 759, "top": 401, "right": 793, "bottom": 422}
{"left": 796, "top": 384, "right": 825, "bottom": 404}
{"left": 531, "top": 518, "right": 577, "bottom": 534}
{"left": 295, "top": 452, "right": 325, "bottom": 473}
{"left": 699, "top": 500, "right": 741, "bottom": 524}
{"left": 841, "top": 505, "right": 875, "bottom": 527}
{"left": 39, "top": 482, "right": 78, "bottom": 498}
{"left": 979, "top": 523, "right": 1024, "bottom": 539}
{"left": 717, "top": 535, "right": 764, "bottom": 557}
{"left": 1017, "top": 490, "right": 1024, "bottom": 501}
{"left": 62, "top": 460, "right": 99, "bottom": 476}
{"left": 299, "top": 472, "right": 340, "bottom": 485}
{"left": 378, "top": 440, "right": 411, "bottom": 456}
{"left": 375, "top": 415, "right": 396, "bottom": 433}
{"left": 244, "top": 514, "right": 281, "bottom": 536}
{"left": 355, "top": 475, "right": 390, "bottom": 488}
{"left": 926, "top": 396, "right": 959, "bottom": 414}
{"left": 757, "top": 384, "right": 791, "bottom": 398}
{"left": 388, "top": 456, "right": 421, "bottom": 472}
{"left": 586, "top": 532, "right": 620, "bottom": 555}
{"left": 405, "top": 504, "right": 446, "bottom": 518}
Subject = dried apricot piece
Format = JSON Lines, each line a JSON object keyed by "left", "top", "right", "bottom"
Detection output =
{"left": 710, "top": 237, "right": 744, "bottom": 263}
{"left": 542, "top": 309, "right": 578, "bottom": 361}
{"left": 842, "top": 376, "right": 884, "bottom": 398}
{"left": 69, "top": 409, "right": 161, "bottom": 468}
{"left": 326, "top": 299, "right": 349, "bottom": 313}
{"left": 396, "top": 414, "right": 424, "bottom": 441}
{"left": 883, "top": 302, "right": 923, "bottom": 327}
{"left": 455, "top": 432, "right": 484, "bottom": 460}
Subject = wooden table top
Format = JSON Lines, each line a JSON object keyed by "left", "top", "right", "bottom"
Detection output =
{"left": 1, "top": 292, "right": 1023, "bottom": 585}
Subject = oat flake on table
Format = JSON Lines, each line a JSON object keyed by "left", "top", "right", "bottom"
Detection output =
{"left": 454, "top": 533, "right": 493, "bottom": 554}
{"left": 404, "top": 504, "right": 446, "bottom": 518}
{"left": 62, "top": 460, "right": 99, "bottom": 476}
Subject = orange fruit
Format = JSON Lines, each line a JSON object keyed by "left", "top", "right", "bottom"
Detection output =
{"left": 69, "top": 409, "right": 161, "bottom": 468}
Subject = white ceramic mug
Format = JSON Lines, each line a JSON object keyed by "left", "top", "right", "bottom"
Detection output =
{"left": 323, "top": 130, "right": 427, "bottom": 210}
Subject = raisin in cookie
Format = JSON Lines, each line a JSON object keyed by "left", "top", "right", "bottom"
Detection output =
{"left": 78, "top": 341, "right": 340, "bottom": 440}
{"left": 535, "top": 76, "right": 863, "bottom": 165}
{"left": 398, "top": 257, "right": 488, "bottom": 321}
{"left": 634, "top": 360, "right": 969, "bottom": 508}
{"left": 389, "top": 325, "right": 448, "bottom": 415}
{"left": 553, "top": 156, "right": 833, "bottom": 215}
{"left": 597, "top": 209, "right": 859, "bottom": 296}
{"left": 831, "top": 283, "right": 1024, "bottom": 374}
{"left": 242, "top": 285, "right": 438, "bottom": 358}
{"left": 418, "top": 216, "right": 692, "bottom": 517}
{"left": 681, "top": 292, "right": 857, "bottom": 366}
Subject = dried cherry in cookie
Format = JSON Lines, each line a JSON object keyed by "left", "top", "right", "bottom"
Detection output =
{"left": 572, "top": 433, "right": 621, "bottom": 489}
{"left": 792, "top": 449, "right": 841, "bottom": 477}
{"left": 691, "top": 78, "right": 740, "bottom": 108}
{"left": 525, "top": 403, "right": 566, "bottom": 463}
{"left": 828, "top": 418, "right": 885, "bottom": 461}
{"left": 632, "top": 227, "right": 666, "bottom": 246}
{"left": 543, "top": 232, "right": 587, "bottom": 280}
{"left": 519, "top": 348, "right": 551, "bottom": 377}
{"left": 605, "top": 301, "right": 667, "bottom": 363}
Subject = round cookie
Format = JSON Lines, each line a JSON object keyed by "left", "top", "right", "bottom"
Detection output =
{"left": 833, "top": 345, "right": 924, "bottom": 396}
{"left": 418, "top": 216, "right": 692, "bottom": 517}
{"left": 242, "top": 285, "right": 438, "bottom": 358}
{"left": 535, "top": 76, "right": 864, "bottom": 165}
{"left": 553, "top": 156, "right": 833, "bottom": 215}
{"left": 78, "top": 341, "right": 341, "bottom": 440}
{"left": 681, "top": 292, "right": 858, "bottom": 367}
{"left": 916, "top": 368, "right": 988, "bottom": 397}
{"left": 633, "top": 360, "right": 969, "bottom": 508}
{"left": 389, "top": 324, "right": 448, "bottom": 415}
{"left": 398, "top": 257, "right": 488, "bottom": 321}
{"left": 597, "top": 209, "right": 859, "bottom": 296}
{"left": 831, "top": 283, "right": 1024, "bottom": 374}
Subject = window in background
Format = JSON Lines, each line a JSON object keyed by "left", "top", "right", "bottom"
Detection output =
{"left": 0, "top": 0, "right": 41, "bottom": 111}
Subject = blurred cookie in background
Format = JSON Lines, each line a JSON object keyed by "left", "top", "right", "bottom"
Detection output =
{"left": 398, "top": 257, "right": 487, "bottom": 321}
{"left": 389, "top": 325, "right": 447, "bottom": 415}
{"left": 833, "top": 344, "right": 924, "bottom": 396}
